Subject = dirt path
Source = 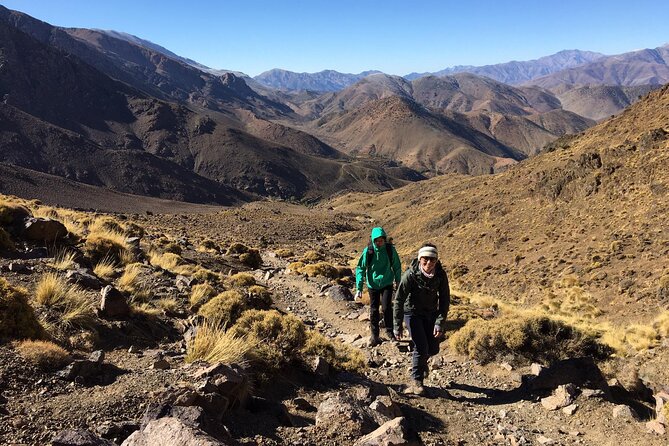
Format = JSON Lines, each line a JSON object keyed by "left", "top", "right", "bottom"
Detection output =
{"left": 259, "top": 252, "right": 666, "bottom": 446}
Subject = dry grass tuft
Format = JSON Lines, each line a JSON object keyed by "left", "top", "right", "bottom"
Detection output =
{"left": 0, "top": 278, "right": 43, "bottom": 340}
{"left": 154, "top": 297, "right": 180, "bottom": 314}
{"left": 230, "top": 310, "right": 307, "bottom": 372}
{"left": 247, "top": 285, "right": 272, "bottom": 309}
{"left": 0, "top": 200, "right": 31, "bottom": 225}
{"left": 227, "top": 242, "right": 250, "bottom": 255}
{"left": 93, "top": 257, "right": 117, "bottom": 280}
{"left": 654, "top": 311, "right": 669, "bottom": 337}
{"left": 240, "top": 249, "right": 262, "bottom": 269}
{"left": 228, "top": 272, "right": 256, "bottom": 288}
{"left": 275, "top": 248, "right": 294, "bottom": 258}
{"left": 84, "top": 229, "right": 130, "bottom": 265}
{"left": 15, "top": 340, "right": 71, "bottom": 370}
{"left": 190, "top": 283, "right": 216, "bottom": 309}
{"left": 302, "top": 262, "right": 340, "bottom": 279}
{"left": 185, "top": 320, "right": 251, "bottom": 364}
{"left": 301, "top": 250, "right": 323, "bottom": 263}
{"left": 50, "top": 250, "right": 78, "bottom": 271}
{"left": 287, "top": 261, "right": 306, "bottom": 274}
{"left": 302, "top": 331, "right": 367, "bottom": 373}
{"left": 198, "top": 290, "right": 246, "bottom": 325}
{"left": 449, "top": 314, "right": 610, "bottom": 365}
{"left": 34, "top": 273, "right": 95, "bottom": 329}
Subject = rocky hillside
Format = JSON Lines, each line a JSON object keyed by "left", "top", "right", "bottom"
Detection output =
{"left": 328, "top": 84, "right": 669, "bottom": 328}
{"left": 555, "top": 84, "right": 661, "bottom": 121}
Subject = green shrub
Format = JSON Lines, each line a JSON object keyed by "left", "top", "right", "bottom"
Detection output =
{"left": 449, "top": 314, "right": 610, "bottom": 365}
{"left": 198, "top": 290, "right": 246, "bottom": 326}
{"left": 0, "top": 278, "right": 42, "bottom": 341}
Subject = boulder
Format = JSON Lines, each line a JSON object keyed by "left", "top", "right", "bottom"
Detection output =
{"left": 57, "top": 359, "right": 103, "bottom": 382}
{"left": 121, "top": 417, "right": 229, "bottom": 446}
{"left": 23, "top": 217, "right": 67, "bottom": 242}
{"left": 369, "top": 395, "right": 402, "bottom": 425}
{"left": 327, "top": 285, "right": 354, "bottom": 301}
{"left": 52, "top": 428, "right": 114, "bottom": 445}
{"left": 353, "top": 417, "right": 411, "bottom": 446}
{"left": 541, "top": 384, "right": 577, "bottom": 411}
{"left": 100, "top": 286, "right": 130, "bottom": 319}
{"left": 315, "top": 391, "right": 377, "bottom": 438}
{"left": 612, "top": 404, "right": 638, "bottom": 420}
{"left": 67, "top": 269, "right": 103, "bottom": 289}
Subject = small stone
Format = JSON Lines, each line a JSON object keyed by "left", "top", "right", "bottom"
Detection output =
{"left": 537, "top": 435, "right": 554, "bottom": 445}
{"left": 562, "top": 404, "right": 577, "bottom": 415}
{"left": 500, "top": 362, "right": 513, "bottom": 371}
{"left": 646, "top": 419, "right": 667, "bottom": 435}
{"left": 612, "top": 404, "right": 638, "bottom": 420}
{"left": 530, "top": 363, "right": 544, "bottom": 375}
{"left": 152, "top": 359, "right": 171, "bottom": 370}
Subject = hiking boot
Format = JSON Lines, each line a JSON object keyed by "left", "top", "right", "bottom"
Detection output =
{"left": 369, "top": 335, "right": 382, "bottom": 347}
{"left": 403, "top": 379, "right": 425, "bottom": 396}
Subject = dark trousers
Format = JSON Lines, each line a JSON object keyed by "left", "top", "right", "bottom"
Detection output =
{"left": 369, "top": 285, "right": 394, "bottom": 338}
{"left": 405, "top": 313, "right": 440, "bottom": 382}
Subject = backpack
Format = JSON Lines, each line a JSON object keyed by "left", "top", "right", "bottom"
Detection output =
{"left": 366, "top": 241, "right": 394, "bottom": 265}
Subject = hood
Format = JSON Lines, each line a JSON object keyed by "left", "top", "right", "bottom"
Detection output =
{"left": 370, "top": 227, "right": 387, "bottom": 243}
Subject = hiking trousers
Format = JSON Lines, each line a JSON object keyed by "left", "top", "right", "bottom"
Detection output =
{"left": 369, "top": 285, "right": 394, "bottom": 338}
{"left": 405, "top": 312, "right": 440, "bottom": 382}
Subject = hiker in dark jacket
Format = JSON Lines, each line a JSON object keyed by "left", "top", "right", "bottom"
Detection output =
{"left": 355, "top": 227, "right": 402, "bottom": 346}
{"left": 394, "top": 243, "right": 450, "bottom": 395}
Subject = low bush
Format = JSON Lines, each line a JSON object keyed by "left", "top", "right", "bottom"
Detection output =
{"left": 190, "top": 282, "right": 216, "bottom": 309}
{"left": 198, "top": 290, "right": 246, "bottom": 326}
{"left": 287, "top": 261, "right": 305, "bottom": 274}
{"left": 301, "top": 250, "right": 323, "bottom": 263}
{"left": 240, "top": 249, "right": 262, "bottom": 269}
{"left": 15, "top": 340, "right": 71, "bottom": 370}
{"left": 275, "top": 248, "right": 294, "bottom": 258}
{"left": 654, "top": 311, "right": 669, "bottom": 337}
{"left": 247, "top": 285, "right": 272, "bottom": 309}
{"left": 449, "top": 314, "right": 610, "bottom": 365}
{"left": 302, "top": 331, "right": 366, "bottom": 373}
{"left": 84, "top": 230, "right": 130, "bottom": 265}
{"left": 227, "top": 242, "right": 250, "bottom": 255}
{"left": 0, "top": 200, "right": 31, "bottom": 225}
{"left": 228, "top": 272, "right": 256, "bottom": 288}
{"left": 0, "top": 278, "right": 42, "bottom": 341}
{"left": 302, "top": 262, "right": 339, "bottom": 279}
{"left": 185, "top": 320, "right": 251, "bottom": 365}
{"left": 230, "top": 309, "right": 307, "bottom": 372}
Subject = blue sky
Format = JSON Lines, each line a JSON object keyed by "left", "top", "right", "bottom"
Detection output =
{"left": 2, "top": 0, "right": 668, "bottom": 76}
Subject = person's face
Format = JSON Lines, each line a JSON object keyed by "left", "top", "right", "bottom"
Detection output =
{"left": 373, "top": 237, "right": 386, "bottom": 248}
{"left": 420, "top": 256, "right": 437, "bottom": 274}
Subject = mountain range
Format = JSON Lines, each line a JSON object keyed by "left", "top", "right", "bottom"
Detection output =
{"left": 0, "top": 5, "right": 667, "bottom": 205}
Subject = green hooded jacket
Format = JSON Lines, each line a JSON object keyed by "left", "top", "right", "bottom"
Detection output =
{"left": 355, "top": 227, "right": 402, "bottom": 291}
{"left": 393, "top": 257, "right": 450, "bottom": 331}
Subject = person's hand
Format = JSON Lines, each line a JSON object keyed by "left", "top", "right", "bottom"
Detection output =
{"left": 394, "top": 328, "right": 403, "bottom": 340}
{"left": 355, "top": 290, "right": 362, "bottom": 300}
{"left": 433, "top": 325, "right": 442, "bottom": 338}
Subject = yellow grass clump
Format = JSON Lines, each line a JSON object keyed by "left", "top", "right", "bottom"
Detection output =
{"left": 240, "top": 249, "right": 262, "bottom": 269}
{"left": 149, "top": 251, "right": 198, "bottom": 276}
{"left": 93, "top": 257, "right": 117, "bottom": 280}
{"left": 227, "top": 242, "right": 250, "bottom": 255}
{"left": 287, "top": 261, "right": 306, "bottom": 274}
{"left": 50, "top": 250, "right": 78, "bottom": 271}
{"left": 247, "top": 285, "right": 272, "bottom": 309}
{"left": 15, "top": 340, "right": 71, "bottom": 370}
{"left": 84, "top": 228, "right": 130, "bottom": 265}
{"left": 0, "top": 199, "right": 31, "bottom": 225}
{"left": 230, "top": 309, "right": 307, "bottom": 372}
{"left": 198, "top": 290, "right": 246, "bottom": 326}
{"left": 302, "top": 262, "right": 340, "bottom": 279}
{"left": 0, "top": 277, "right": 43, "bottom": 341}
{"left": 185, "top": 320, "right": 251, "bottom": 365}
{"left": 275, "top": 248, "right": 294, "bottom": 258}
{"left": 301, "top": 250, "right": 323, "bottom": 263}
{"left": 302, "top": 331, "right": 367, "bottom": 373}
{"left": 154, "top": 297, "right": 180, "bottom": 314}
{"left": 449, "top": 314, "right": 610, "bottom": 365}
{"left": 190, "top": 282, "right": 216, "bottom": 309}
{"left": 654, "top": 311, "right": 669, "bottom": 337}
{"left": 34, "top": 273, "right": 95, "bottom": 329}
{"left": 228, "top": 272, "right": 256, "bottom": 288}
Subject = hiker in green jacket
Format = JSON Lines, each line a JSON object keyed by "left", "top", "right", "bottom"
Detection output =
{"left": 394, "top": 243, "right": 450, "bottom": 396}
{"left": 355, "top": 227, "right": 402, "bottom": 346}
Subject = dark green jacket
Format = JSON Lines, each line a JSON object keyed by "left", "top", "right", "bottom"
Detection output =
{"left": 394, "top": 258, "right": 450, "bottom": 331}
{"left": 355, "top": 227, "right": 402, "bottom": 291}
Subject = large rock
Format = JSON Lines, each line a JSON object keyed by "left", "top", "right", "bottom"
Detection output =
{"left": 121, "top": 417, "right": 229, "bottom": 446}
{"left": 23, "top": 217, "right": 68, "bottom": 242}
{"left": 353, "top": 417, "right": 412, "bottom": 446}
{"left": 327, "top": 285, "right": 354, "bottom": 301}
{"left": 315, "top": 391, "right": 378, "bottom": 438}
{"left": 52, "top": 428, "right": 114, "bottom": 445}
{"left": 67, "top": 269, "right": 103, "bottom": 289}
{"left": 541, "top": 384, "right": 577, "bottom": 411}
{"left": 100, "top": 285, "right": 131, "bottom": 319}
{"left": 368, "top": 395, "right": 402, "bottom": 425}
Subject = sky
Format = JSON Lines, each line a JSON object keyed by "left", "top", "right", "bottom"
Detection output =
{"left": 2, "top": 0, "right": 668, "bottom": 77}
